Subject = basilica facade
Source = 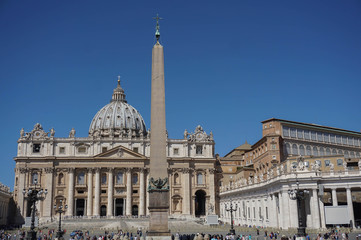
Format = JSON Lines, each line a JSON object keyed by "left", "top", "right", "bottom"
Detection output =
{"left": 13, "top": 80, "right": 218, "bottom": 222}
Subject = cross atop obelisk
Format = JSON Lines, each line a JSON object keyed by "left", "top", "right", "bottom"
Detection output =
{"left": 153, "top": 14, "right": 163, "bottom": 42}
{"left": 147, "top": 14, "right": 170, "bottom": 238}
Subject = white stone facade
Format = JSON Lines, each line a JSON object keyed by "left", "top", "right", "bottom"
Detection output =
{"left": 13, "top": 82, "right": 217, "bottom": 223}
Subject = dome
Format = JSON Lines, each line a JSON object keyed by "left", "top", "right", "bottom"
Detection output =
{"left": 89, "top": 78, "right": 147, "bottom": 138}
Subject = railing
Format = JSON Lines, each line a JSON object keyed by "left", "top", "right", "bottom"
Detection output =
{"left": 220, "top": 168, "right": 361, "bottom": 193}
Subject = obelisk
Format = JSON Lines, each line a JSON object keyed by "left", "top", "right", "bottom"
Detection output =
{"left": 147, "top": 14, "right": 170, "bottom": 238}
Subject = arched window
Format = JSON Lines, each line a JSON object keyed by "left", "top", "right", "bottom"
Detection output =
{"left": 292, "top": 144, "right": 298, "bottom": 155}
{"left": 338, "top": 149, "right": 343, "bottom": 155}
{"left": 356, "top": 152, "right": 360, "bottom": 158}
{"left": 306, "top": 146, "right": 312, "bottom": 156}
{"left": 77, "top": 172, "right": 85, "bottom": 185}
{"left": 132, "top": 173, "right": 138, "bottom": 184}
{"left": 58, "top": 173, "right": 64, "bottom": 185}
{"left": 174, "top": 173, "right": 179, "bottom": 185}
{"left": 326, "top": 148, "right": 331, "bottom": 156}
{"left": 197, "top": 173, "right": 203, "bottom": 185}
{"left": 32, "top": 172, "right": 38, "bottom": 184}
{"left": 285, "top": 143, "right": 291, "bottom": 156}
{"left": 332, "top": 149, "right": 337, "bottom": 155}
{"left": 299, "top": 145, "right": 305, "bottom": 156}
{"left": 313, "top": 147, "right": 319, "bottom": 156}
{"left": 344, "top": 151, "right": 349, "bottom": 158}
{"left": 319, "top": 147, "right": 325, "bottom": 156}
{"left": 116, "top": 172, "right": 123, "bottom": 184}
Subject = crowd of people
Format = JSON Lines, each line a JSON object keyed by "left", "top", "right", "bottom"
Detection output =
{"left": 1, "top": 228, "right": 359, "bottom": 240}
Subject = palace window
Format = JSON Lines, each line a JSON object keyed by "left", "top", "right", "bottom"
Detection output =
{"left": 290, "top": 128, "right": 296, "bottom": 138}
{"left": 77, "top": 172, "right": 85, "bottom": 185}
{"left": 196, "top": 145, "right": 203, "bottom": 155}
{"left": 325, "top": 160, "right": 330, "bottom": 167}
{"left": 306, "top": 146, "right": 311, "bottom": 156}
{"left": 282, "top": 126, "right": 289, "bottom": 137}
{"left": 32, "top": 172, "right": 38, "bottom": 184}
{"left": 311, "top": 131, "right": 317, "bottom": 141}
{"left": 133, "top": 147, "right": 139, "bottom": 153}
{"left": 304, "top": 130, "right": 310, "bottom": 140}
{"left": 313, "top": 147, "right": 319, "bottom": 156}
{"left": 102, "top": 147, "right": 107, "bottom": 153}
{"left": 58, "top": 173, "right": 64, "bottom": 185}
{"left": 337, "top": 159, "right": 343, "bottom": 166}
{"left": 33, "top": 144, "right": 41, "bottom": 153}
{"left": 101, "top": 173, "right": 107, "bottom": 185}
{"left": 132, "top": 173, "right": 138, "bottom": 184}
{"left": 197, "top": 173, "right": 203, "bottom": 185}
{"left": 317, "top": 132, "right": 323, "bottom": 142}
{"left": 173, "top": 148, "right": 179, "bottom": 155}
{"left": 116, "top": 172, "right": 124, "bottom": 184}
{"left": 59, "top": 147, "right": 65, "bottom": 154}
{"left": 78, "top": 146, "right": 86, "bottom": 153}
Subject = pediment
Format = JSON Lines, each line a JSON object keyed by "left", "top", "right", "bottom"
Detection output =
{"left": 94, "top": 146, "right": 146, "bottom": 160}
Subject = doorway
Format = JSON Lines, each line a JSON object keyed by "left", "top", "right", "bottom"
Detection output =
{"left": 195, "top": 190, "right": 206, "bottom": 216}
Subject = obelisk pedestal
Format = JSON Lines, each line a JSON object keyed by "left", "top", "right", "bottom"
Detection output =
{"left": 147, "top": 15, "right": 171, "bottom": 239}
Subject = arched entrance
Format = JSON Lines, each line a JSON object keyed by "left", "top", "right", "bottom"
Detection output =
{"left": 195, "top": 190, "right": 206, "bottom": 217}
{"left": 76, "top": 199, "right": 85, "bottom": 216}
{"left": 132, "top": 205, "right": 138, "bottom": 216}
{"left": 100, "top": 205, "right": 107, "bottom": 216}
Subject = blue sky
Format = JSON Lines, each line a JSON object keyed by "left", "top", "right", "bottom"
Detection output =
{"left": 1, "top": 1, "right": 360, "bottom": 189}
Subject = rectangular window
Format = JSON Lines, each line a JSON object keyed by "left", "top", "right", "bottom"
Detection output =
{"left": 304, "top": 130, "right": 310, "bottom": 140}
{"left": 282, "top": 126, "right": 289, "bottom": 137}
{"left": 337, "top": 159, "right": 343, "bottom": 166}
{"left": 173, "top": 148, "right": 179, "bottom": 155}
{"left": 133, "top": 190, "right": 138, "bottom": 194}
{"left": 336, "top": 135, "right": 341, "bottom": 144}
{"left": 272, "top": 144, "right": 276, "bottom": 150}
{"left": 315, "top": 160, "right": 322, "bottom": 167}
{"left": 77, "top": 190, "right": 84, "bottom": 194}
{"left": 324, "top": 133, "right": 330, "bottom": 143}
{"left": 330, "top": 134, "right": 335, "bottom": 143}
{"left": 102, "top": 147, "right": 107, "bottom": 153}
{"left": 59, "top": 147, "right": 65, "bottom": 154}
{"left": 290, "top": 128, "right": 296, "bottom": 138}
{"left": 78, "top": 147, "right": 86, "bottom": 153}
{"left": 266, "top": 207, "right": 268, "bottom": 219}
{"left": 101, "top": 190, "right": 107, "bottom": 194}
{"left": 196, "top": 145, "right": 203, "bottom": 155}
{"left": 305, "top": 161, "right": 309, "bottom": 168}
{"left": 325, "top": 160, "right": 330, "bottom": 167}
{"left": 297, "top": 129, "right": 303, "bottom": 139}
{"left": 342, "top": 136, "right": 347, "bottom": 145}
{"left": 133, "top": 147, "right": 139, "bottom": 153}
{"left": 33, "top": 144, "right": 41, "bottom": 153}
{"left": 311, "top": 131, "right": 317, "bottom": 141}
{"left": 317, "top": 132, "right": 323, "bottom": 142}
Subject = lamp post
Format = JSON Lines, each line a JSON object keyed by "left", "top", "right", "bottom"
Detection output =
{"left": 225, "top": 200, "right": 238, "bottom": 235}
{"left": 288, "top": 156, "right": 309, "bottom": 240}
{"left": 54, "top": 199, "right": 68, "bottom": 239}
{"left": 22, "top": 179, "right": 47, "bottom": 240}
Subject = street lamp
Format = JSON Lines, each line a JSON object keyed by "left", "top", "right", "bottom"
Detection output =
{"left": 54, "top": 199, "right": 68, "bottom": 239}
{"left": 22, "top": 179, "right": 47, "bottom": 240}
{"left": 288, "top": 181, "right": 309, "bottom": 240}
{"left": 225, "top": 200, "right": 238, "bottom": 235}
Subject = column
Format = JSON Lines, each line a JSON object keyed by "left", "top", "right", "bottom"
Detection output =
{"left": 126, "top": 168, "right": 132, "bottom": 216}
{"left": 346, "top": 187, "right": 355, "bottom": 228}
{"left": 139, "top": 168, "right": 145, "bottom": 216}
{"left": 288, "top": 193, "right": 298, "bottom": 228}
{"left": 94, "top": 167, "right": 100, "bottom": 216}
{"left": 87, "top": 169, "right": 93, "bottom": 217}
{"left": 17, "top": 168, "right": 27, "bottom": 216}
{"left": 319, "top": 195, "right": 326, "bottom": 229}
{"left": 270, "top": 194, "right": 278, "bottom": 228}
{"left": 311, "top": 189, "right": 321, "bottom": 229}
{"left": 43, "top": 168, "right": 54, "bottom": 218}
{"left": 331, "top": 188, "right": 338, "bottom": 206}
{"left": 208, "top": 168, "right": 216, "bottom": 214}
{"left": 182, "top": 168, "right": 191, "bottom": 215}
{"left": 67, "top": 168, "right": 75, "bottom": 216}
{"left": 280, "top": 190, "right": 290, "bottom": 229}
{"left": 107, "top": 168, "right": 114, "bottom": 217}
{"left": 146, "top": 171, "right": 150, "bottom": 215}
